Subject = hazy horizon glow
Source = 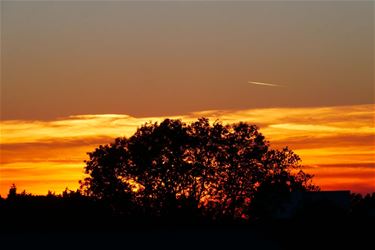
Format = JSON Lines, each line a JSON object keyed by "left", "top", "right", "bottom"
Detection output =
{"left": 1, "top": 104, "right": 374, "bottom": 196}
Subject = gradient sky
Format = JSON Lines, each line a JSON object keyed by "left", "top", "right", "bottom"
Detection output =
{"left": 1, "top": 1, "right": 373, "bottom": 119}
{"left": 0, "top": 1, "right": 374, "bottom": 196}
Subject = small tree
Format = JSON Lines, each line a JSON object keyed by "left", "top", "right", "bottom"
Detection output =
{"left": 7, "top": 184, "right": 17, "bottom": 199}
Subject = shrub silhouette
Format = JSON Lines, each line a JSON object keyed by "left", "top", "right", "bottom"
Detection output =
{"left": 80, "top": 118, "right": 317, "bottom": 220}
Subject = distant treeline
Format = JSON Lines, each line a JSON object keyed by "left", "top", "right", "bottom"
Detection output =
{"left": 1, "top": 185, "right": 374, "bottom": 231}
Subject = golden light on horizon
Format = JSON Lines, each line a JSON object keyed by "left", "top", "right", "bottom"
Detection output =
{"left": 1, "top": 104, "right": 374, "bottom": 196}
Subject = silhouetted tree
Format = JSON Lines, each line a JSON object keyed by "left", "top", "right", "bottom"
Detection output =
{"left": 248, "top": 148, "right": 319, "bottom": 219}
{"left": 80, "top": 118, "right": 317, "bottom": 220}
{"left": 7, "top": 184, "right": 17, "bottom": 200}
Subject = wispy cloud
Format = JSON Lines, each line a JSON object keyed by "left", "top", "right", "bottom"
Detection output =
{"left": 248, "top": 81, "right": 282, "bottom": 87}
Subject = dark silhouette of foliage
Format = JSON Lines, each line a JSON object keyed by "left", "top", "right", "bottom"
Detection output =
{"left": 2, "top": 184, "right": 374, "bottom": 250}
{"left": 0, "top": 185, "right": 114, "bottom": 232}
{"left": 80, "top": 118, "right": 317, "bottom": 220}
{"left": 7, "top": 183, "right": 17, "bottom": 199}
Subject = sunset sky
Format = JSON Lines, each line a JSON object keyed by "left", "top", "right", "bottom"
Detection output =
{"left": 1, "top": 1, "right": 374, "bottom": 196}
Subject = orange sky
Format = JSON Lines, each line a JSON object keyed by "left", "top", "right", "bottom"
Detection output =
{"left": 1, "top": 1, "right": 374, "bottom": 197}
{"left": 1, "top": 104, "right": 374, "bottom": 196}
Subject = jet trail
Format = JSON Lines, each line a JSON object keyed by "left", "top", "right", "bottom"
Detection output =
{"left": 248, "top": 81, "right": 281, "bottom": 87}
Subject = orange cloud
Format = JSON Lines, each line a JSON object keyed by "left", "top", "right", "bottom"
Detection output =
{"left": 1, "top": 104, "right": 374, "bottom": 196}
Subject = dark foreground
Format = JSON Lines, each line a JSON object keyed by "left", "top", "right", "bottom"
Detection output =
{"left": 1, "top": 191, "right": 374, "bottom": 249}
{"left": 1, "top": 218, "right": 374, "bottom": 250}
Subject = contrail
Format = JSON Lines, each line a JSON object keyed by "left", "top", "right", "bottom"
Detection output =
{"left": 248, "top": 81, "right": 281, "bottom": 87}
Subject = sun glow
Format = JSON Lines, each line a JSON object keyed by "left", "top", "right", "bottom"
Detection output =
{"left": 1, "top": 104, "right": 374, "bottom": 196}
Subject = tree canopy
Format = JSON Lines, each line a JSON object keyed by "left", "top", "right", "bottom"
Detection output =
{"left": 80, "top": 118, "right": 317, "bottom": 220}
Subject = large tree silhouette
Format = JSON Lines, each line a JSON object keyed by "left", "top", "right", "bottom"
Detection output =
{"left": 80, "top": 118, "right": 317, "bottom": 220}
